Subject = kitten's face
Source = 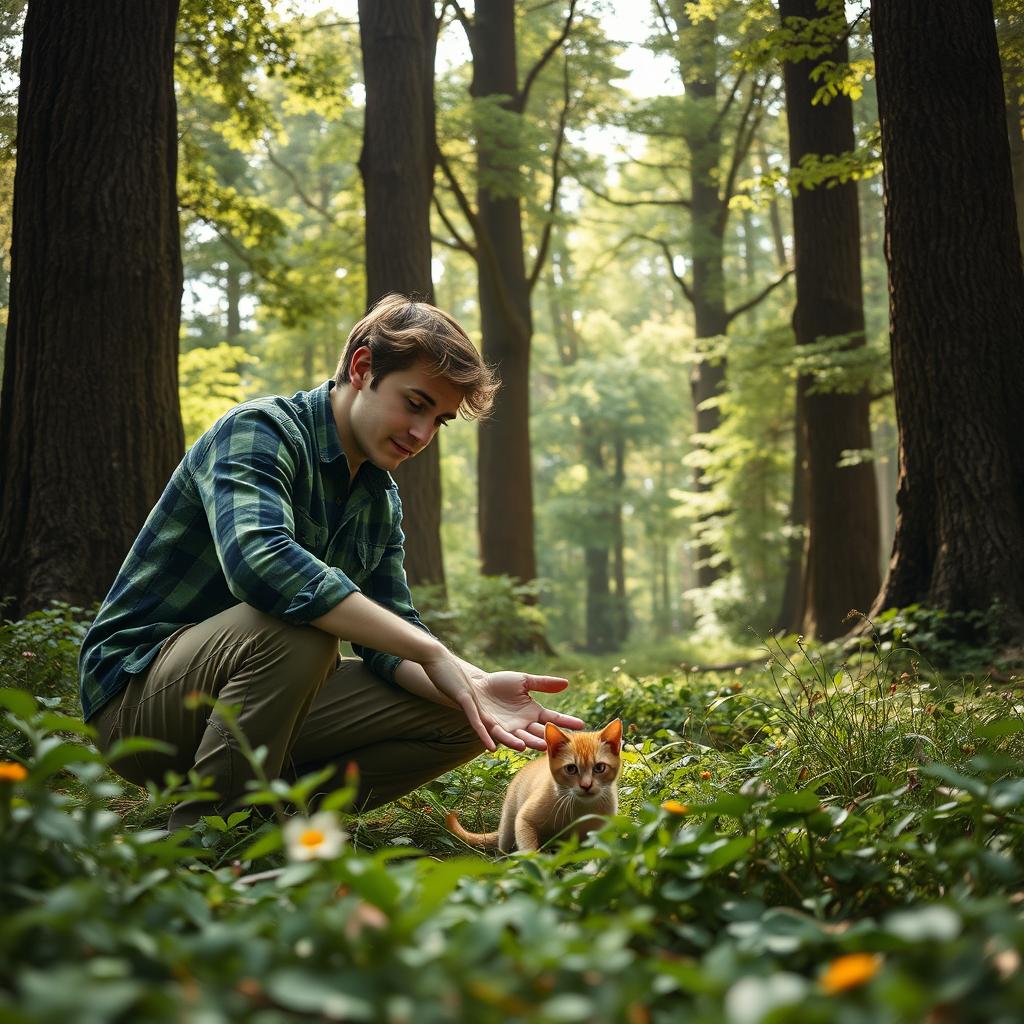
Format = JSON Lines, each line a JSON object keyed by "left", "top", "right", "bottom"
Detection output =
{"left": 545, "top": 719, "right": 623, "bottom": 801}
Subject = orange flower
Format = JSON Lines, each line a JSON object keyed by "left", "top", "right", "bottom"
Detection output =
{"left": 661, "top": 800, "right": 689, "bottom": 815}
{"left": 700, "top": 771, "right": 713, "bottom": 781}
{"left": 0, "top": 762, "right": 28, "bottom": 782}
{"left": 820, "top": 953, "right": 882, "bottom": 994}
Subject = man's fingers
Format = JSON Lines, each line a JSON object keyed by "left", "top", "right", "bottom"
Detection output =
{"left": 517, "top": 728, "right": 547, "bottom": 751}
{"left": 523, "top": 675, "right": 570, "bottom": 693}
{"left": 460, "top": 697, "right": 496, "bottom": 752}
{"left": 491, "top": 725, "right": 526, "bottom": 751}
{"left": 541, "top": 709, "right": 585, "bottom": 729}
{"left": 525, "top": 722, "right": 546, "bottom": 738}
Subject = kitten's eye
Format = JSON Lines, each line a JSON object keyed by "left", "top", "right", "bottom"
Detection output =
{"left": 564, "top": 764, "right": 578, "bottom": 775}
{"left": 594, "top": 763, "right": 607, "bottom": 774}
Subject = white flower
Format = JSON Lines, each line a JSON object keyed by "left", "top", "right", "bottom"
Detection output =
{"left": 284, "top": 811, "right": 347, "bottom": 862}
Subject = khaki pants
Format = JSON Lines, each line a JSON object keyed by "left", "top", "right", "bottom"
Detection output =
{"left": 92, "top": 603, "right": 483, "bottom": 829}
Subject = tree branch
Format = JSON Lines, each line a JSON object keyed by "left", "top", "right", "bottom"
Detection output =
{"left": 433, "top": 193, "right": 477, "bottom": 258}
{"left": 442, "top": 0, "right": 473, "bottom": 42}
{"left": 576, "top": 173, "right": 691, "bottom": 210}
{"left": 264, "top": 145, "right": 337, "bottom": 225}
{"left": 636, "top": 234, "right": 695, "bottom": 306}
{"left": 515, "top": 0, "right": 578, "bottom": 114}
{"left": 528, "top": 55, "right": 572, "bottom": 291}
{"left": 725, "top": 267, "right": 794, "bottom": 325}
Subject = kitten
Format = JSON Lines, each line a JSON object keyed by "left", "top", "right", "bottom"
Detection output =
{"left": 447, "top": 719, "right": 622, "bottom": 853}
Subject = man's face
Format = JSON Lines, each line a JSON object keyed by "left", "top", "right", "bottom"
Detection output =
{"left": 349, "top": 356, "right": 464, "bottom": 471}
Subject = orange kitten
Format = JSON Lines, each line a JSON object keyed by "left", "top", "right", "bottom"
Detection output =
{"left": 447, "top": 719, "right": 622, "bottom": 853}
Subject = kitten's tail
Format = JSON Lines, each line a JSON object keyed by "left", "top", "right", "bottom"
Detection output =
{"left": 445, "top": 811, "right": 499, "bottom": 849}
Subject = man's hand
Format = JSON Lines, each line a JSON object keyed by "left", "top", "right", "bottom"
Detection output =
{"left": 420, "top": 651, "right": 499, "bottom": 752}
{"left": 468, "top": 669, "right": 585, "bottom": 751}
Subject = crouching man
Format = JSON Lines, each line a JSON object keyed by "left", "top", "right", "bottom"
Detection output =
{"left": 79, "top": 294, "right": 582, "bottom": 829}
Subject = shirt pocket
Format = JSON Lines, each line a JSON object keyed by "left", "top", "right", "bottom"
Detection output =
{"left": 294, "top": 508, "right": 328, "bottom": 557}
{"left": 356, "top": 536, "right": 386, "bottom": 576}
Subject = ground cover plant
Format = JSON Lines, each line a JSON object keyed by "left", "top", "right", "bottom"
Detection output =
{"left": 2, "top": 608, "right": 1024, "bottom": 1022}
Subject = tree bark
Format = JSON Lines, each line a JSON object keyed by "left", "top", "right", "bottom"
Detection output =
{"left": 781, "top": 0, "right": 880, "bottom": 640}
{"left": 683, "top": 10, "right": 730, "bottom": 589}
{"left": 471, "top": 0, "right": 538, "bottom": 586}
{"left": 1004, "top": 58, "right": 1024, "bottom": 263}
{"left": 868, "top": 0, "right": 1024, "bottom": 634}
{"left": 0, "top": 1, "right": 184, "bottom": 618}
{"left": 357, "top": 0, "right": 446, "bottom": 590}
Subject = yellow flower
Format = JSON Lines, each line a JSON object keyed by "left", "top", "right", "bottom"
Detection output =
{"left": 661, "top": 800, "right": 689, "bottom": 815}
{"left": 820, "top": 953, "right": 882, "bottom": 994}
{"left": 0, "top": 762, "right": 27, "bottom": 782}
{"left": 284, "top": 811, "right": 347, "bottom": 862}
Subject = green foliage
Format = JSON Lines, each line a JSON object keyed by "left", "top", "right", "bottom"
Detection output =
{"left": 178, "top": 343, "right": 256, "bottom": 446}
{"left": 412, "top": 574, "right": 548, "bottom": 659}
{"left": 3, "top": 623, "right": 1024, "bottom": 1021}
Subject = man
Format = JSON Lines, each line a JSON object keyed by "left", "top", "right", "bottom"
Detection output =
{"left": 80, "top": 294, "right": 582, "bottom": 829}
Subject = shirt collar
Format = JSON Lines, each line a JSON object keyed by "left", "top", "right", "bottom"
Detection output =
{"left": 315, "top": 380, "right": 394, "bottom": 495}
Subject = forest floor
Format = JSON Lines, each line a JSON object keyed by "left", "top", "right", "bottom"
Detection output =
{"left": 2, "top": 605, "right": 1024, "bottom": 1022}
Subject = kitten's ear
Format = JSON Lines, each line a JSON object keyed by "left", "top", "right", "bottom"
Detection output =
{"left": 545, "top": 723, "right": 571, "bottom": 755}
{"left": 600, "top": 718, "right": 623, "bottom": 753}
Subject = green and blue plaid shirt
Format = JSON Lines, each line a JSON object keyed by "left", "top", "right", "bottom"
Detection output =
{"left": 79, "top": 380, "right": 427, "bottom": 721}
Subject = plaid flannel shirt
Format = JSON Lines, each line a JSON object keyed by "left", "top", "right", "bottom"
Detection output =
{"left": 79, "top": 380, "right": 428, "bottom": 721}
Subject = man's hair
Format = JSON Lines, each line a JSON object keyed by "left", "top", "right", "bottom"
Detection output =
{"left": 334, "top": 293, "right": 498, "bottom": 419}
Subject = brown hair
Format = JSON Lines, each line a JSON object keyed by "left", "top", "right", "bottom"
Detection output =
{"left": 334, "top": 293, "right": 498, "bottom": 419}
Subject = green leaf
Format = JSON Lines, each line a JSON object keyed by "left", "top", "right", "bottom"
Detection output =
{"left": 769, "top": 790, "right": 821, "bottom": 813}
{"left": 702, "top": 836, "right": 754, "bottom": 874}
{"left": 975, "top": 718, "right": 1024, "bottom": 740}
{"left": 104, "top": 736, "right": 176, "bottom": 762}
{"left": 883, "top": 905, "right": 961, "bottom": 942}
{"left": 31, "top": 742, "right": 102, "bottom": 780}
{"left": 0, "top": 687, "right": 37, "bottom": 719}
{"left": 265, "top": 970, "right": 373, "bottom": 1020}
{"left": 241, "top": 827, "right": 283, "bottom": 862}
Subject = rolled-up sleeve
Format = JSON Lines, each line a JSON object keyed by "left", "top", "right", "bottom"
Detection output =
{"left": 189, "top": 408, "right": 360, "bottom": 622}
{"left": 352, "top": 489, "right": 433, "bottom": 682}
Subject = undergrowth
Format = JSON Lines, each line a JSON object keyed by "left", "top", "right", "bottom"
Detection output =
{"left": 2, "top": 604, "right": 1024, "bottom": 1022}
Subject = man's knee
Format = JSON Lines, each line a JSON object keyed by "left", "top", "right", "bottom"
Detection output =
{"left": 239, "top": 605, "right": 339, "bottom": 684}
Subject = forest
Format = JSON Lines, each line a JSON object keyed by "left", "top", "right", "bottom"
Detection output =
{"left": 2, "top": 0, "right": 1024, "bottom": 1021}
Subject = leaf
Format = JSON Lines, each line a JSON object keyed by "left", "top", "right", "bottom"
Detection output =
{"left": 104, "top": 736, "right": 176, "bottom": 762}
{"left": 31, "top": 742, "right": 102, "bottom": 780}
{"left": 0, "top": 687, "right": 37, "bottom": 719}
{"left": 241, "top": 827, "right": 283, "bottom": 862}
{"left": 884, "top": 905, "right": 961, "bottom": 943}
{"left": 702, "top": 836, "right": 754, "bottom": 874}
{"left": 975, "top": 718, "right": 1024, "bottom": 740}
{"left": 265, "top": 970, "right": 373, "bottom": 1020}
{"left": 769, "top": 790, "right": 821, "bottom": 813}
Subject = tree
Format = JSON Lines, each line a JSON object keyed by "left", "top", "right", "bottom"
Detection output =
{"left": 868, "top": 0, "right": 1024, "bottom": 633}
{"left": 439, "top": 0, "right": 580, "bottom": 587}
{"left": 609, "top": 0, "right": 792, "bottom": 589}
{"left": 780, "top": 0, "right": 879, "bottom": 640}
{"left": 0, "top": 1, "right": 184, "bottom": 617}
{"left": 358, "top": 0, "right": 447, "bottom": 589}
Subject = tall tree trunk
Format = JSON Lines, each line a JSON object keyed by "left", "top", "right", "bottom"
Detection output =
{"left": 612, "top": 432, "right": 629, "bottom": 644}
{"left": 357, "top": 0, "right": 446, "bottom": 589}
{"left": 774, "top": 414, "right": 807, "bottom": 633}
{"left": 225, "top": 262, "right": 242, "bottom": 341}
{"left": 869, "top": 0, "right": 1024, "bottom": 634}
{"left": 781, "top": 0, "right": 880, "bottom": 640}
{"left": 472, "top": 0, "right": 538, "bottom": 586}
{"left": 1005, "top": 59, "right": 1024, "bottom": 263}
{"left": 581, "top": 434, "right": 615, "bottom": 652}
{"left": 0, "top": 1, "right": 184, "bottom": 618}
{"left": 683, "top": 11, "right": 729, "bottom": 589}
